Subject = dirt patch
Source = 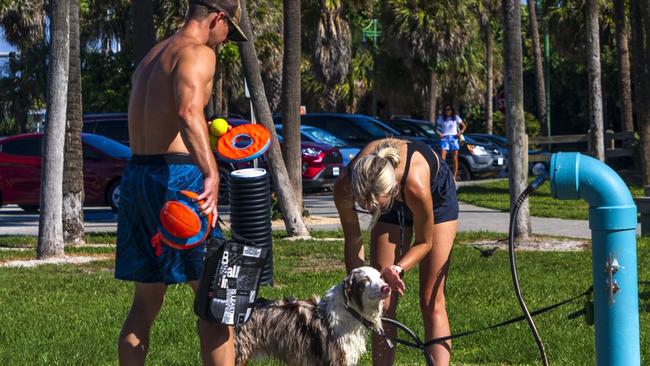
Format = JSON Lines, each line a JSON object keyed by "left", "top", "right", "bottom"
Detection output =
{"left": 1, "top": 254, "right": 112, "bottom": 268}
{"left": 272, "top": 216, "right": 341, "bottom": 227}
{"left": 471, "top": 237, "right": 590, "bottom": 252}
{"left": 292, "top": 257, "right": 345, "bottom": 273}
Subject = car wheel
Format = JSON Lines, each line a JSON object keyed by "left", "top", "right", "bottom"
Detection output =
{"left": 107, "top": 181, "right": 120, "bottom": 213}
{"left": 19, "top": 205, "right": 39, "bottom": 213}
{"left": 457, "top": 163, "right": 472, "bottom": 182}
{"left": 218, "top": 167, "right": 230, "bottom": 205}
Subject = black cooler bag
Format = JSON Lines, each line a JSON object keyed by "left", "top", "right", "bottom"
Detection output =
{"left": 194, "top": 236, "right": 268, "bottom": 327}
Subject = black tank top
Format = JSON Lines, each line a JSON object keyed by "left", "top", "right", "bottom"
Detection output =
{"left": 397, "top": 137, "right": 449, "bottom": 199}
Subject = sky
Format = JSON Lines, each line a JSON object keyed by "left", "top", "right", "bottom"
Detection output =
{"left": 0, "top": 29, "right": 15, "bottom": 53}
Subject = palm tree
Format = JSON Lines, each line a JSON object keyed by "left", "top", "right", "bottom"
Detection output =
{"left": 527, "top": 0, "right": 547, "bottom": 137}
{"left": 586, "top": 0, "right": 604, "bottom": 161}
{"left": 63, "top": 0, "right": 84, "bottom": 247}
{"left": 311, "top": 0, "right": 351, "bottom": 111}
{"left": 238, "top": 0, "right": 309, "bottom": 237}
{"left": 38, "top": 0, "right": 70, "bottom": 259}
{"left": 478, "top": 0, "right": 499, "bottom": 134}
{"left": 382, "top": 0, "right": 473, "bottom": 122}
{"left": 613, "top": 0, "right": 633, "bottom": 133}
{"left": 631, "top": 0, "right": 650, "bottom": 185}
{"left": 281, "top": 0, "right": 302, "bottom": 208}
{"left": 503, "top": 0, "right": 530, "bottom": 238}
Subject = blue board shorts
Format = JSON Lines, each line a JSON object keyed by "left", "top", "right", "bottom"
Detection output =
{"left": 115, "top": 154, "right": 222, "bottom": 285}
{"left": 440, "top": 135, "right": 460, "bottom": 151}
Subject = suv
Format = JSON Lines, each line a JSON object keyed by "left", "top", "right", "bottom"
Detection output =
{"left": 274, "top": 113, "right": 400, "bottom": 148}
{"left": 385, "top": 118, "right": 507, "bottom": 180}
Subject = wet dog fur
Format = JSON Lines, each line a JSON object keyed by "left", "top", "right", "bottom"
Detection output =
{"left": 235, "top": 266, "right": 390, "bottom": 366}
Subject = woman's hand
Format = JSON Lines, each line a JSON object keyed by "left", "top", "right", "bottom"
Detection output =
{"left": 381, "top": 266, "right": 405, "bottom": 296}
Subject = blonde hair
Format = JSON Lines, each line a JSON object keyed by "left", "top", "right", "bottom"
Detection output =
{"left": 350, "top": 140, "right": 401, "bottom": 221}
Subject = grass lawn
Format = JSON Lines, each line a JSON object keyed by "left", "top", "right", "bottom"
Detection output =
{"left": 457, "top": 179, "right": 644, "bottom": 220}
{"left": 0, "top": 233, "right": 648, "bottom": 365}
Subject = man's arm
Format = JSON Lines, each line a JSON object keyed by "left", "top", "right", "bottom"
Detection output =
{"left": 173, "top": 46, "right": 219, "bottom": 218}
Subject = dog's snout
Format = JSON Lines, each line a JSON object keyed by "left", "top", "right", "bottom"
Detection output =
{"left": 381, "top": 285, "right": 390, "bottom": 295}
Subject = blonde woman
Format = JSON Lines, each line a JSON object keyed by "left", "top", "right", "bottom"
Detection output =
{"left": 333, "top": 137, "right": 459, "bottom": 366}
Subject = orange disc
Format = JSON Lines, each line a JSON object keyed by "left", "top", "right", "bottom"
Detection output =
{"left": 216, "top": 124, "right": 271, "bottom": 162}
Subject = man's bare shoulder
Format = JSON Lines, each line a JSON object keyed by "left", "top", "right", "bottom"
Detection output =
{"left": 175, "top": 43, "right": 216, "bottom": 67}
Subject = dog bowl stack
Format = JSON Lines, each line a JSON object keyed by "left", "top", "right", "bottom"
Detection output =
{"left": 229, "top": 168, "right": 273, "bottom": 286}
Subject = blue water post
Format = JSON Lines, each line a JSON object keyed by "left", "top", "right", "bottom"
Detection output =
{"left": 550, "top": 152, "right": 640, "bottom": 365}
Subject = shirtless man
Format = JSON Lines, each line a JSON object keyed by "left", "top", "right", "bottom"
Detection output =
{"left": 114, "top": 1, "right": 247, "bottom": 365}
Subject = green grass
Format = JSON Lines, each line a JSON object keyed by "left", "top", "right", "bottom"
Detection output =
{"left": 0, "top": 233, "right": 648, "bottom": 365}
{"left": 457, "top": 179, "right": 644, "bottom": 220}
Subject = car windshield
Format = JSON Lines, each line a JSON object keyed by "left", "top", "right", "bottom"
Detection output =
{"left": 416, "top": 122, "right": 438, "bottom": 137}
{"left": 303, "top": 128, "right": 347, "bottom": 147}
{"left": 83, "top": 134, "right": 132, "bottom": 159}
{"left": 347, "top": 117, "right": 394, "bottom": 138}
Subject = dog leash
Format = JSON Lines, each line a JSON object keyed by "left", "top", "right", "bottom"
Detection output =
{"left": 380, "top": 286, "right": 593, "bottom": 353}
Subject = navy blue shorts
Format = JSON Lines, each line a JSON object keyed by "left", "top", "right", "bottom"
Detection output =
{"left": 115, "top": 154, "right": 222, "bottom": 285}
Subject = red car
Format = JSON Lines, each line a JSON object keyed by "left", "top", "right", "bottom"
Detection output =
{"left": 0, "top": 133, "right": 130, "bottom": 212}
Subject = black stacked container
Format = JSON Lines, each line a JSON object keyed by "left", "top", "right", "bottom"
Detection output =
{"left": 228, "top": 168, "right": 273, "bottom": 285}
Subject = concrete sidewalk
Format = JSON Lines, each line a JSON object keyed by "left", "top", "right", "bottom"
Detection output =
{"left": 0, "top": 197, "right": 594, "bottom": 239}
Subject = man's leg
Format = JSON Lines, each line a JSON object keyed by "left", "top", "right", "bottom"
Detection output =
{"left": 190, "top": 281, "right": 235, "bottom": 366}
{"left": 118, "top": 282, "right": 167, "bottom": 366}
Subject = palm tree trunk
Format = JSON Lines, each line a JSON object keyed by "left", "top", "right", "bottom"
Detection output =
{"left": 632, "top": 0, "right": 650, "bottom": 185}
{"left": 238, "top": 0, "right": 309, "bottom": 237}
{"left": 281, "top": 0, "right": 302, "bottom": 209}
{"left": 614, "top": 0, "right": 634, "bottom": 133}
{"left": 586, "top": 0, "right": 605, "bottom": 161}
{"left": 528, "top": 0, "right": 547, "bottom": 136}
{"left": 63, "top": 0, "right": 84, "bottom": 247}
{"left": 132, "top": 0, "right": 156, "bottom": 67}
{"left": 503, "top": 0, "right": 530, "bottom": 238}
{"left": 215, "top": 66, "right": 223, "bottom": 116}
{"left": 428, "top": 70, "right": 438, "bottom": 122}
{"left": 38, "top": 0, "right": 70, "bottom": 259}
{"left": 485, "top": 21, "right": 494, "bottom": 134}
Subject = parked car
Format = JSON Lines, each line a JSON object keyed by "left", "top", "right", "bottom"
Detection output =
{"left": 0, "top": 133, "right": 131, "bottom": 212}
{"left": 275, "top": 125, "right": 360, "bottom": 166}
{"left": 275, "top": 113, "right": 401, "bottom": 148}
{"left": 228, "top": 119, "right": 344, "bottom": 192}
{"left": 385, "top": 118, "right": 507, "bottom": 180}
{"left": 83, "top": 113, "right": 130, "bottom": 145}
{"left": 466, "top": 133, "right": 550, "bottom": 176}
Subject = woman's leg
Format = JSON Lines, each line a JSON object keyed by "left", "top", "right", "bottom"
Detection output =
{"left": 419, "top": 219, "right": 457, "bottom": 366}
{"left": 370, "top": 222, "right": 413, "bottom": 366}
{"left": 452, "top": 151, "right": 460, "bottom": 179}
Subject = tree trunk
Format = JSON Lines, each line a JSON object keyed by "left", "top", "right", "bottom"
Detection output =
{"left": 428, "top": 70, "right": 438, "bottom": 122}
{"left": 63, "top": 0, "right": 84, "bottom": 247}
{"left": 632, "top": 0, "right": 650, "bottom": 185}
{"left": 587, "top": 0, "right": 605, "bottom": 161}
{"left": 38, "top": 0, "right": 71, "bottom": 259}
{"left": 503, "top": 0, "right": 530, "bottom": 238}
{"left": 238, "top": 0, "right": 309, "bottom": 237}
{"left": 215, "top": 65, "right": 223, "bottom": 116}
{"left": 614, "top": 0, "right": 634, "bottom": 133}
{"left": 528, "top": 0, "right": 547, "bottom": 136}
{"left": 132, "top": 0, "right": 156, "bottom": 67}
{"left": 281, "top": 0, "right": 303, "bottom": 209}
{"left": 485, "top": 21, "right": 494, "bottom": 134}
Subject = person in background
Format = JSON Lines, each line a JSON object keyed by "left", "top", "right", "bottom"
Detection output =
{"left": 436, "top": 105, "right": 466, "bottom": 180}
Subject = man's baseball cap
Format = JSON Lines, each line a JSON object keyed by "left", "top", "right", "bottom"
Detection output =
{"left": 190, "top": 0, "right": 248, "bottom": 42}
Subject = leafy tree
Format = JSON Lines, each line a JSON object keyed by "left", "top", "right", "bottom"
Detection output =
{"left": 382, "top": 0, "right": 474, "bottom": 121}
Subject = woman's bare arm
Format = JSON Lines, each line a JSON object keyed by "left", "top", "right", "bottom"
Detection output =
{"left": 333, "top": 171, "right": 364, "bottom": 272}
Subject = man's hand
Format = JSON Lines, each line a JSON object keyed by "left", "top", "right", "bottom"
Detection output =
{"left": 197, "top": 175, "right": 219, "bottom": 226}
{"left": 381, "top": 266, "right": 405, "bottom": 296}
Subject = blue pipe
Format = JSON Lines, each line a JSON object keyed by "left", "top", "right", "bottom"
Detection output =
{"left": 550, "top": 152, "right": 640, "bottom": 365}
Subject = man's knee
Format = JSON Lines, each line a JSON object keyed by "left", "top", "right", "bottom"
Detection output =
{"left": 130, "top": 283, "right": 166, "bottom": 322}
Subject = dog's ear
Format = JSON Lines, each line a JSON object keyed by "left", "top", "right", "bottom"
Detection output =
{"left": 343, "top": 274, "right": 353, "bottom": 307}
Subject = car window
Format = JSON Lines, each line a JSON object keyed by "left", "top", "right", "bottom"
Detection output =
{"left": 302, "top": 128, "right": 347, "bottom": 147}
{"left": 389, "top": 121, "right": 424, "bottom": 137}
{"left": 82, "top": 121, "right": 96, "bottom": 134}
{"left": 0, "top": 138, "right": 42, "bottom": 156}
{"left": 83, "top": 134, "right": 132, "bottom": 159}
{"left": 416, "top": 122, "right": 437, "bottom": 137}
{"left": 94, "top": 120, "right": 129, "bottom": 144}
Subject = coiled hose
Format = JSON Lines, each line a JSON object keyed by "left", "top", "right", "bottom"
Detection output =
{"left": 509, "top": 173, "right": 549, "bottom": 366}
